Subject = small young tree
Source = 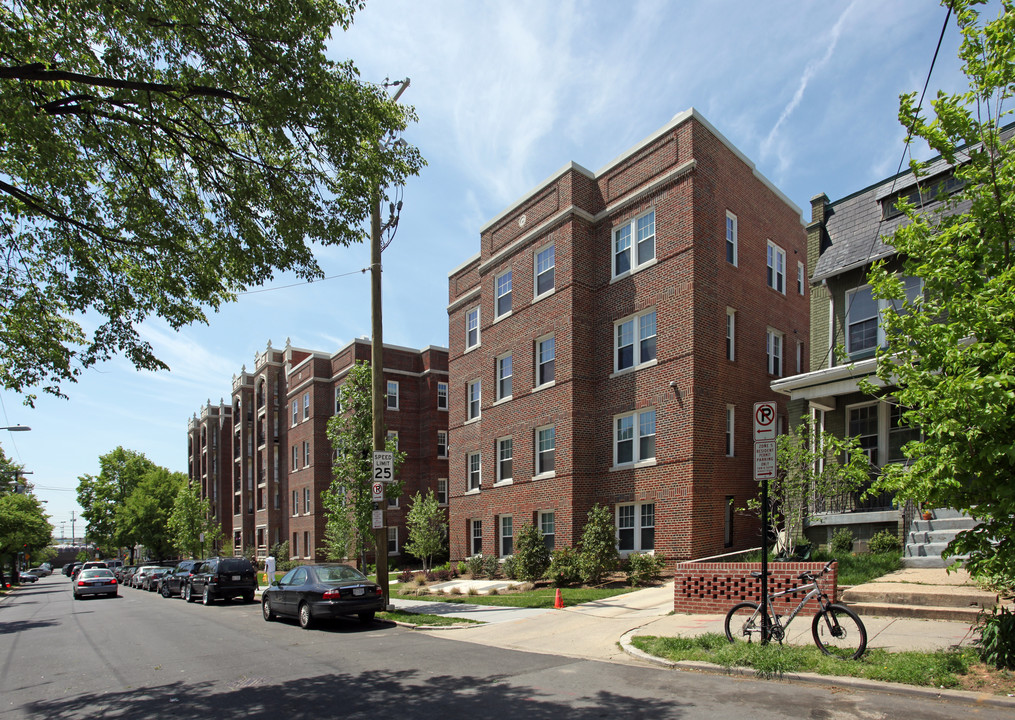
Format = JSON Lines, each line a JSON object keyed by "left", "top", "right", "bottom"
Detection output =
{"left": 512, "top": 522, "right": 551, "bottom": 582}
{"left": 578, "top": 504, "right": 619, "bottom": 585}
{"left": 168, "top": 481, "right": 222, "bottom": 559}
{"left": 403, "top": 490, "right": 447, "bottom": 572}
{"left": 323, "top": 361, "right": 405, "bottom": 566}
{"left": 748, "top": 415, "right": 871, "bottom": 557}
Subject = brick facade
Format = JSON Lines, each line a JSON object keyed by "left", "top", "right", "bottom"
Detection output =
{"left": 673, "top": 561, "right": 838, "bottom": 614}
{"left": 447, "top": 109, "right": 809, "bottom": 565}
{"left": 186, "top": 400, "right": 233, "bottom": 541}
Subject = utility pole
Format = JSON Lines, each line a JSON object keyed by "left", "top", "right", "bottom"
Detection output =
{"left": 372, "top": 78, "right": 409, "bottom": 609}
{"left": 70, "top": 511, "right": 76, "bottom": 545}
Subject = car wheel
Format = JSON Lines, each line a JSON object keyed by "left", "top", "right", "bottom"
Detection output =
{"left": 243, "top": 591, "right": 255, "bottom": 604}
{"left": 161, "top": 583, "right": 171, "bottom": 598}
{"left": 298, "top": 602, "right": 313, "bottom": 629}
{"left": 262, "top": 596, "right": 276, "bottom": 622}
{"left": 73, "top": 592, "right": 80, "bottom": 600}
{"left": 202, "top": 585, "right": 214, "bottom": 605}
{"left": 358, "top": 611, "right": 375, "bottom": 624}
{"left": 184, "top": 583, "right": 194, "bottom": 603}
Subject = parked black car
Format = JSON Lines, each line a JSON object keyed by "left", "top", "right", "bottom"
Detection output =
{"left": 186, "top": 557, "right": 257, "bottom": 605}
{"left": 161, "top": 560, "right": 202, "bottom": 598}
{"left": 261, "top": 564, "right": 384, "bottom": 629}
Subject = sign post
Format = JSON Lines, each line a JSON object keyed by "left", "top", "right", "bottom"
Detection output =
{"left": 753, "top": 401, "right": 778, "bottom": 644}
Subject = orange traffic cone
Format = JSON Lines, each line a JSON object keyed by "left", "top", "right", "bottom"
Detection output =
{"left": 554, "top": 588, "right": 564, "bottom": 609}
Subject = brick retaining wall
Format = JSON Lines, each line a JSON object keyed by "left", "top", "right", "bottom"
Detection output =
{"left": 674, "top": 562, "right": 837, "bottom": 614}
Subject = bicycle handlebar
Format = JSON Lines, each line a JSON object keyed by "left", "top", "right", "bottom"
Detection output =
{"left": 797, "top": 561, "right": 835, "bottom": 582}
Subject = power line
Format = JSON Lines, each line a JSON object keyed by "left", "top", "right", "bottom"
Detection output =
{"left": 237, "top": 268, "right": 369, "bottom": 296}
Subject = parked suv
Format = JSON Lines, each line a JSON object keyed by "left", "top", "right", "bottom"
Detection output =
{"left": 186, "top": 557, "right": 257, "bottom": 605}
{"left": 161, "top": 560, "right": 202, "bottom": 598}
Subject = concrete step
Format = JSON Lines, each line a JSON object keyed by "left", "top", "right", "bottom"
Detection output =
{"left": 908, "top": 530, "right": 967, "bottom": 544}
{"left": 847, "top": 602, "right": 985, "bottom": 622}
{"left": 840, "top": 583, "right": 996, "bottom": 610}
{"left": 902, "top": 555, "right": 966, "bottom": 568}
{"left": 909, "top": 518, "right": 977, "bottom": 533}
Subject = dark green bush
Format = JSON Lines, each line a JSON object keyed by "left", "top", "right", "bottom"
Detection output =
{"left": 625, "top": 552, "right": 666, "bottom": 586}
{"left": 578, "top": 504, "right": 619, "bottom": 584}
{"left": 867, "top": 529, "right": 902, "bottom": 554}
{"left": 512, "top": 523, "right": 551, "bottom": 582}
{"left": 501, "top": 555, "right": 517, "bottom": 580}
{"left": 976, "top": 606, "right": 1015, "bottom": 669}
{"left": 482, "top": 554, "right": 499, "bottom": 578}
{"left": 548, "top": 547, "right": 582, "bottom": 587}
{"left": 466, "top": 554, "right": 485, "bottom": 577}
{"left": 830, "top": 528, "right": 855, "bottom": 555}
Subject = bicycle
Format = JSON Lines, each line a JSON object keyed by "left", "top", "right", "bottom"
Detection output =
{"left": 724, "top": 560, "right": 867, "bottom": 660}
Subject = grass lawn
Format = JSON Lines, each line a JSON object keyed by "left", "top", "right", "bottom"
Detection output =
{"left": 378, "top": 609, "right": 483, "bottom": 627}
{"left": 631, "top": 632, "right": 1015, "bottom": 695}
{"left": 395, "top": 584, "right": 636, "bottom": 608}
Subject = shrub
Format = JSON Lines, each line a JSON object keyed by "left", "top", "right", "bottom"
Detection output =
{"left": 868, "top": 529, "right": 902, "bottom": 554}
{"left": 578, "top": 504, "right": 619, "bottom": 585}
{"left": 830, "top": 528, "right": 855, "bottom": 556}
{"left": 456, "top": 560, "right": 468, "bottom": 577}
{"left": 548, "top": 547, "right": 582, "bottom": 587}
{"left": 502, "top": 555, "right": 518, "bottom": 580}
{"left": 397, "top": 568, "right": 414, "bottom": 584}
{"left": 512, "top": 523, "right": 551, "bottom": 582}
{"left": 466, "top": 554, "right": 485, "bottom": 577}
{"left": 976, "top": 606, "right": 1015, "bottom": 669}
{"left": 626, "top": 552, "right": 666, "bottom": 586}
{"left": 482, "top": 554, "right": 499, "bottom": 579}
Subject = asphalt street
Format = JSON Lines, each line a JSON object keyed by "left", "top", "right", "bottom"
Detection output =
{"left": 1, "top": 574, "right": 1009, "bottom": 720}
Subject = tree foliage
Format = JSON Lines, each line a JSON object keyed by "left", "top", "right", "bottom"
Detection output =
{"left": 0, "top": 492, "right": 51, "bottom": 579}
{"left": 323, "top": 361, "right": 404, "bottom": 564}
{"left": 402, "top": 489, "right": 446, "bottom": 572}
{"left": 118, "top": 466, "right": 186, "bottom": 560}
{"left": 512, "top": 522, "right": 551, "bottom": 582}
{"left": 0, "top": 0, "right": 423, "bottom": 403}
{"left": 578, "top": 504, "right": 619, "bottom": 585}
{"left": 866, "top": 0, "right": 1015, "bottom": 580}
{"left": 76, "top": 447, "right": 157, "bottom": 552}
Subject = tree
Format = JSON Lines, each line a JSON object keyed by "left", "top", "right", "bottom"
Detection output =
{"left": 76, "top": 447, "right": 156, "bottom": 556}
{"left": 578, "top": 504, "right": 619, "bottom": 585}
{"left": 322, "top": 361, "right": 404, "bottom": 566}
{"left": 747, "top": 415, "right": 871, "bottom": 557}
{"left": 1, "top": 0, "right": 423, "bottom": 404}
{"left": 512, "top": 522, "right": 551, "bottom": 583}
{"left": 0, "top": 492, "right": 51, "bottom": 583}
{"left": 117, "top": 467, "right": 185, "bottom": 560}
{"left": 402, "top": 490, "right": 447, "bottom": 572}
{"left": 168, "top": 481, "right": 222, "bottom": 559}
{"left": 866, "top": 0, "right": 1015, "bottom": 580}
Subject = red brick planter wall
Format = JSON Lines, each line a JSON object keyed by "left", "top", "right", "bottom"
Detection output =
{"left": 673, "top": 562, "right": 837, "bottom": 614}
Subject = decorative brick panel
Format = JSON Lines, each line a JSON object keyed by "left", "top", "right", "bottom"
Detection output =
{"left": 673, "top": 562, "right": 837, "bottom": 614}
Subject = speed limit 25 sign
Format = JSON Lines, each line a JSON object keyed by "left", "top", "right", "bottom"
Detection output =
{"left": 372, "top": 451, "right": 394, "bottom": 483}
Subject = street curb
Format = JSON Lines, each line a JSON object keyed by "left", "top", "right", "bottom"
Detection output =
{"left": 618, "top": 629, "right": 1015, "bottom": 710}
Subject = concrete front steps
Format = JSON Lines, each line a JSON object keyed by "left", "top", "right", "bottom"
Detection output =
{"left": 903, "top": 508, "right": 977, "bottom": 568}
{"left": 840, "top": 567, "right": 998, "bottom": 622}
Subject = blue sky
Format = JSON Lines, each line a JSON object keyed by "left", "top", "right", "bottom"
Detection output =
{"left": 0, "top": 0, "right": 980, "bottom": 539}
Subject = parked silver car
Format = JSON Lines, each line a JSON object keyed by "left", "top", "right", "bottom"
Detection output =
{"left": 72, "top": 569, "right": 119, "bottom": 599}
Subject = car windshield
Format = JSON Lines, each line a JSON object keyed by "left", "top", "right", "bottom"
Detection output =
{"left": 80, "top": 569, "right": 114, "bottom": 578}
{"left": 316, "top": 565, "right": 368, "bottom": 583}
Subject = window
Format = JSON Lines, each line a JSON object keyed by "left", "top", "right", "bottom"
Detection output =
{"left": 499, "top": 516, "right": 513, "bottom": 556}
{"left": 615, "top": 309, "right": 657, "bottom": 372}
{"left": 291, "top": 490, "right": 298, "bottom": 515}
{"left": 437, "top": 430, "right": 448, "bottom": 458}
{"left": 387, "top": 381, "right": 399, "bottom": 410}
{"left": 725, "top": 405, "right": 735, "bottom": 457}
{"left": 292, "top": 532, "right": 298, "bottom": 557}
{"left": 888, "top": 402, "right": 919, "bottom": 463}
{"left": 617, "top": 503, "right": 655, "bottom": 553}
{"left": 495, "top": 270, "right": 512, "bottom": 318}
{"left": 387, "top": 493, "right": 399, "bottom": 509}
{"left": 334, "top": 386, "right": 342, "bottom": 413}
{"left": 767, "top": 241, "right": 786, "bottom": 293}
{"left": 535, "top": 243, "right": 555, "bottom": 297}
{"left": 797, "top": 261, "right": 805, "bottom": 295}
{"left": 726, "top": 308, "right": 736, "bottom": 361}
{"left": 613, "top": 210, "right": 655, "bottom": 278}
{"left": 465, "top": 307, "right": 480, "bottom": 350}
{"left": 470, "top": 519, "right": 483, "bottom": 555}
{"left": 496, "top": 354, "right": 512, "bottom": 401}
{"left": 437, "top": 478, "right": 448, "bottom": 505}
{"left": 467, "top": 452, "right": 481, "bottom": 491}
{"left": 796, "top": 340, "right": 804, "bottom": 374}
{"left": 387, "top": 430, "right": 398, "bottom": 451}
{"left": 303, "top": 392, "right": 310, "bottom": 420}
{"left": 303, "top": 531, "right": 309, "bottom": 557}
{"left": 536, "top": 425, "right": 555, "bottom": 476}
{"left": 846, "top": 277, "right": 923, "bottom": 356}
{"left": 387, "top": 527, "right": 398, "bottom": 554}
{"left": 536, "top": 335, "right": 555, "bottom": 387}
{"left": 614, "top": 409, "right": 656, "bottom": 466}
{"left": 303, "top": 487, "right": 310, "bottom": 514}
{"left": 291, "top": 400, "right": 298, "bottom": 426}
{"left": 540, "top": 511, "right": 556, "bottom": 551}
{"left": 496, "top": 437, "right": 513, "bottom": 483}
{"left": 437, "top": 382, "right": 448, "bottom": 410}
{"left": 291, "top": 445, "right": 298, "bottom": 472}
{"left": 302, "top": 441, "right": 310, "bottom": 468}
{"left": 725, "top": 211, "right": 738, "bottom": 265}
{"left": 849, "top": 404, "right": 879, "bottom": 465}
{"left": 724, "top": 496, "right": 735, "bottom": 548}
{"left": 766, "top": 328, "right": 783, "bottom": 376}
{"left": 467, "top": 380, "right": 481, "bottom": 421}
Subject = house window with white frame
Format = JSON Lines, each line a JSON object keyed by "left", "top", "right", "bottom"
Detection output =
{"left": 302, "top": 441, "right": 310, "bottom": 468}
{"left": 291, "top": 445, "right": 298, "bottom": 472}
{"left": 614, "top": 408, "right": 656, "bottom": 466}
{"left": 496, "top": 437, "right": 512, "bottom": 483}
{"left": 335, "top": 386, "right": 342, "bottom": 413}
{"left": 387, "top": 430, "right": 398, "bottom": 451}
{"left": 846, "top": 277, "right": 923, "bottom": 357}
{"left": 535, "top": 243, "right": 555, "bottom": 297}
{"left": 437, "top": 381, "right": 448, "bottom": 410}
{"left": 303, "top": 487, "right": 310, "bottom": 515}
{"left": 766, "top": 328, "right": 784, "bottom": 377}
{"left": 467, "top": 452, "right": 481, "bottom": 491}
{"left": 437, "top": 478, "right": 448, "bottom": 505}
{"left": 725, "top": 405, "right": 735, "bottom": 457}
{"left": 499, "top": 515, "right": 513, "bottom": 556}
{"left": 465, "top": 307, "right": 480, "bottom": 350}
{"left": 291, "top": 489, "right": 298, "bottom": 515}
{"left": 303, "top": 531, "right": 310, "bottom": 558}
{"left": 495, "top": 270, "right": 512, "bottom": 318}
{"left": 536, "top": 335, "right": 555, "bottom": 386}
{"left": 848, "top": 403, "right": 879, "bottom": 465}
{"left": 797, "top": 261, "right": 805, "bottom": 295}
{"left": 437, "top": 430, "right": 448, "bottom": 458}
{"left": 496, "top": 353, "right": 512, "bottom": 401}
{"left": 387, "top": 527, "right": 398, "bottom": 554}
{"left": 470, "top": 519, "right": 482, "bottom": 555}
{"left": 467, "top": 379, "right": 481, "bottom": 421}
{"left": 726, "top": 308, "right": 736, "bottom": 361}
{"left": 613, "top": 210, "right": 655, "bottom": 278}
{"left": 387, "top": 492, "right": 399, "bottom": 509}
{"left": 386, "top": 380, "right": 398, "bottom": 410}
{"left": 303, "top": 392, "right": 310, "bottom": 420}
{"left": 767, "top": 241, "right": 786, "bottom": 293}
{"left": 535, "top": 425, "right": 555, "bottom": 476}
{"left": 615, "top": 308, "right": 656, "bottom": 372}
{"left": 725, "top": 211, "right": 738, "bottom": 265}
{"left": 291, "top": 399, "right": 298, "bottom": 426}
{"left": 617, "top": 502, "right": 655, "bottom": 553}
{"left": 540, "top": 510, "right": 555, "bottom": 551}
{"left": 888, "top": 401, "right": 920, "bottom": 463}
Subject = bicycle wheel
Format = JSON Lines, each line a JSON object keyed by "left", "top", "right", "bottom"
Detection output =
{"left": 812, "top": 604, "right": 867, "bottom": 660}
{"left": 724, "top": 601, "right": 763, "bottom": 644}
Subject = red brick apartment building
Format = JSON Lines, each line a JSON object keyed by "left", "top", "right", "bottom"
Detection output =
{"left": 446, "top": 109, "right": 809, "bottom": 564}
{"left": 190, "top": 339, "right": 449, "bottom": 565}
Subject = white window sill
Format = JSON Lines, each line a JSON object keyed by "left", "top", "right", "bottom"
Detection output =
{"left": 465, "top": 488, "right": 481, "bottom": 496}
{"left": 610, "top": 358, "right": 658, "bottom": 379}
{"left": 610, "top": 459, "right": 658, "bottom": 472}
{"left": 493, "top": 479, "right": 513, "bottom": 488}
{"left": 610, "top": 257, "right": 658, "bottom": 285}
{"left": 438, "top": 407, "right": 449, "bottom": 412}
{"left": 532, "top": 471, "right": 555, "bottom": 481}
{"left": 464, "top": 343, "right": 481, "bottom": 354}
{"left": 438, "top": 454, "right": 448, "bottom": 460}
{"left": 532, "top": 288, "right": 556, "bottom": 304}
{"left": 464, "top": 416, "right": 481, "bottom": 426}
{"left": 492, "top": 396, "right": 512, "bottom": 407}
{"left": 532, "top": 381, "right": 555, "bottom": 394}
{"left": 492, "top": 310, "right": 513, "bottom": 324}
